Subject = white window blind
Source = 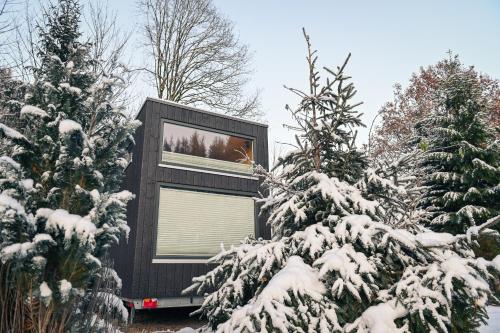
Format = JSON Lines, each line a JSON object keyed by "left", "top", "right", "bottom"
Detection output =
{"left": 156, "top": 187, "right": 255, "bottom": 257}
{"left": 162, "top": 151, "right": 253, "bottom": 174}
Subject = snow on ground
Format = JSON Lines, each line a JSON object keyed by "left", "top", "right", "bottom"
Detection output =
{"left": 174, "top": 329, "right": 204, "bottom": 333}
{"left": 171, "top": 310, "right": 500, "bottom": 333}
{"left": 481, "top": 306, "right": 500, "bottom": 333}
{"left": 138, "top": 306, "right": 500, "bottom": 333}
{"left": 126, "top": 307, "right": 206, "bottom": 333}
{"left": 152, "top": 329, "right": 203, "bottom": 333}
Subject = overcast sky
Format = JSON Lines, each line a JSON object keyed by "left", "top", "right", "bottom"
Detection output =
{"left": 108, "top": 0, "right": 500, "bottom": 159}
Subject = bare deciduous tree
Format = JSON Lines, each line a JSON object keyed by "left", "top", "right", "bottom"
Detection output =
{"left": 2, "top": 0, "right": 136, "bottom": 109}
{"left": 13, "top": 3, "right": 39, "bottom": 79}
{"left": 86, "top": 0, "right": 130, "bottom": 75}
{"left": 0, "top": 0, "right": 15, "bottom": 44}
{"left": 85, "top": 0, "right": 136, "bottom": 109}
{"left": 0, "top": 0, "right": 21, "bottom": 66}
{"left": 138, "top": 0, "right": 261, "bottom": 119}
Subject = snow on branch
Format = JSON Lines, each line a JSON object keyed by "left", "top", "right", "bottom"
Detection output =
{"left": 345, "top": 299, "right": 408, "bottom": 333}
{"left": 21, "top": 105, "right": 49, "bottom": 118}
{"left": 58, "top": 119, "right": 83, "bottom": 135}
{"left": 215, "top": 256, "right": 340, "bottom": 333}
{"left": 36, "top": 208, "right": 96, "bottom": 246}
{"left": 0, "top": 123, "right": 31, "bottom": 146}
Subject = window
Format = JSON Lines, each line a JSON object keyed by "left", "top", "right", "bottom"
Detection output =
{"left": 156, "top": 187, "right": 255, "bottom": 257}
{"left": 162, "top": 122, "right": 253, "bottom": 174}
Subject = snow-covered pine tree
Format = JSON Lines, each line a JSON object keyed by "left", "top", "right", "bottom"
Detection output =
{"left": 0, "top": 67, "right": 24, "bottom": 128}
{"left": 414, "top": 58, "right": 500, "bottom": 256}
{"left": 0, "top": 0, "right": 138, "bottom": 331}
{"left": 185, "top": 30, "right": 500, "bottom": 333}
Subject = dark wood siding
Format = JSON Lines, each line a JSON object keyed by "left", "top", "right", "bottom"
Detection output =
{"left": 113, "top": 99, "right": 269, "bottom": 299}
{"left": 112, "top": 104, "right": 147, "bottom": 298}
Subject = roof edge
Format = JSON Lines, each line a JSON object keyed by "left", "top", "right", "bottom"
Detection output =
{"left": 142, "top": 97, "right": 269, "bottom": 128}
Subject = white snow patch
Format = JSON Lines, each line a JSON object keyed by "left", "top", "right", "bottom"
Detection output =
{"left": 314, "top": 244, "right": 376, "bottom": 300}
{"left": 59, "top": 279, "right": 72, "bottom": 302}
{"left": 111, "top": 190, "right": 134, "bottom": 202}
{"left": 21, "top": 105, "right": 48, "bottom": 118}
{"left": 85, "top": 253, "right": 101, "bottom": 267}
{"left": 176, "top": 329, "right": 204, "bottom": 333}
{"left": 152, "top": 329, "right": 209, "bottom": 333}
{"left": 215, "top": 256, "right": 326, "bottom": 332}
{"left": 116, "top": 157, "right": 129, "bottom": 168}
{"left": 21, "top": 179, "right": 34, "bottom": 190}
{"left": 33, "top": 233, "right": 53, "bottom": 244}
{"left": 40, "top": 208, "right": 96, "bottom": 243}
{"left": 1, "top": 242, "right": 34, "bottom": 261}
{"left": 39, "top": 281, "right": 52, "bottom": 304}
{"left": 0, "top": 193, "right": 26, "bottom": 215}
{"left": 59, "top": 119, "right": 82, "bottom": 135}
{"left": 32, "top": 255, "right": 47, "bottom": 268}
{"left": 481, "top": 306, "right": 500, "bottom": 333}
{"left": 0, "top": 123, "right": 26, "bottom": 140}
{"left": 1, "top": 234, "right": 53, "bottom": 261}
{"left": 345, "top": 299, "right": 408, "bottom": 333}
{"left": 491, "top": 255, "right": 500, "bottom": 271}
{"left": 59, "top": 83, "right": 82, "bottom": 95}
{"left": 0, "top": 155, "right": 20, "bottom": 169}
{"left": 439, "top": 255, "right": 490, "bottom": 302}
{"left": 415, "top": 231, "right": 456, "bottom": 247}
{"left": 259, "top": 255, "right": 325, "bottom": 303}
{"left": 292, "top": 223, "right": 335, "bottom": 258}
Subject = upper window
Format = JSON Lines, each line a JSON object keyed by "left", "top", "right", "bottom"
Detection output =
{"left": 162, "top": 122, "right": 254, "bottom": 174}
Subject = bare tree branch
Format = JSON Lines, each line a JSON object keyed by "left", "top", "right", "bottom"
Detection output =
{"left": 1, "top": 0, "right": 42, "bottom": 81}
{"left": 0, "top": 0, "right": 16, "bottom": 42}
{"left": 0, "top": 0, "right": 21, "bottom": 64}
{"left": 84, "top": 0, "right": 137, "bottom": 110}
{"left": 138, "top": 0, "right": 261, "bottom": 119}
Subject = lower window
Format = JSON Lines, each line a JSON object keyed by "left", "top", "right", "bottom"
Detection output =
{"left": 156, "top": 187, "right": 255, "bottom": 257}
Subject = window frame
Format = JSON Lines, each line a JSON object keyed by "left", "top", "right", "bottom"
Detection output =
{"left": 159, "top": 119, "right": 256, "bottom": 177}
{"left": 151, "top": 182, "right": 259, "bottom": 263}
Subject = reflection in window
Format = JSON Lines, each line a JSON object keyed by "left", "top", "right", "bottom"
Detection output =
{"left": 162, "top": 122, "right": 253, "bottom": 173}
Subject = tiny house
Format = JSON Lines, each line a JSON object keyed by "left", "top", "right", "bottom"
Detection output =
{"left": 112, "top": 98, "right": 269, "bottom": 318}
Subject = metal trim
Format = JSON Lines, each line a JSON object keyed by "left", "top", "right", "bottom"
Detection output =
{"left": 152, "top": 258, "right": 209, "bottom": 264}
{"left": 122, "top": 296, "right": 204, "bottom": 309}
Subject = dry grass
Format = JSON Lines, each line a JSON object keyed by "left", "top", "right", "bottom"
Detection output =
{"left": 125, "top": 307, "right": 206, "bottom": 333}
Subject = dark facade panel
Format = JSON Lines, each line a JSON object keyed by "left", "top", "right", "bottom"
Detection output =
{"left": 114, "top": 99, "right": 269, "bottom": 300}
{"left": 111, "top": 104, "right": 147, "bottom": 297}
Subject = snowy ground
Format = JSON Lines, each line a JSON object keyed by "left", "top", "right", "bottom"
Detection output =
{"left": 127, "top": 306, "right": 500, "bottom": 333}
{"left": 125, "top": 307, "right": 205, "bottom": 333}
{"left": 480, "top": 306, "right": 500, "bottom": 333}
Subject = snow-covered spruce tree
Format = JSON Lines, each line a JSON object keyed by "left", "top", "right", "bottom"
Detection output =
{"left": 0, "top": 0, "right": 138, "bottom": 332}
{"left": 0, "top": 130, "right": 45, "bottom": 333}
{"left": 414, "top": 60, "right": 500, "bottom": 257}
{"left": 185, "top": 30, "right": 500, "bottom": 333}
{"left": 356, "top": 153, "right": 423, "bottom": 230}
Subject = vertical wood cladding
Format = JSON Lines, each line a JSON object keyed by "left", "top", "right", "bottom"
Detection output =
{"left": 113, "top": 99, "right": 269, "bottom": 299}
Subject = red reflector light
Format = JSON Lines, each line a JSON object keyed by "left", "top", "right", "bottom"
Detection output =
{"left": 143, "top": 298, "right": 158, "bottom": 309}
